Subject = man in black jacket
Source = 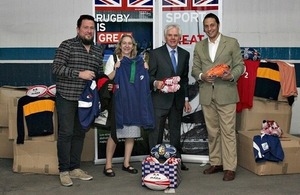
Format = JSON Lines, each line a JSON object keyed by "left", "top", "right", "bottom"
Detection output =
{"left": 148, "top": 24, "right": 192, "bottom": 170}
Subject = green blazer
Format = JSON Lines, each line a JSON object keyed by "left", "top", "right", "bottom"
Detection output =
{"left": 191, "top": 34, "right": 245, "bottom": 105}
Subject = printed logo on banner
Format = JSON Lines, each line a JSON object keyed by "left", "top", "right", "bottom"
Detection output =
{"left": 163, "top": 0, "right": 187, "bottom": 7}
{"left": 127, "top": 0, "right": 153, "bottom": 7}
{"left": 95, "top": 0, "right": 122, "bottom": 7}
{"left": 97, "top": 32, "right": 133, "bottom": 44}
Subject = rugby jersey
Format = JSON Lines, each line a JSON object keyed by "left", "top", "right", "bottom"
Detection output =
{"left": 17, "top": 96, "right": 55, "bottom": 144}
{"left": 271, "top": 60, "right": 297, "bottom": 105}
{"left": 78, "top": 80, "right": 100, "bottom": 130}
{"left": 254, "top": 61, "right": 280, "bottom": 100}
{"left": 253, "top": 134, "right": 284, "bottom": 163}
{"left": 236, "top": 60, "right": 260, "bottom": 112}
{"left": 114, "top": 56, "right": 154, "bottom": 129}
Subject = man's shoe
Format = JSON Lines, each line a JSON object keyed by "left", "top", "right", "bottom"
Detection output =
{"left": 223, "top": 170, "right": 235, "bottom": 181}
{"left": 181, "top": 163, "right": 189, "bottom": 171}
{"left": 203, "top": 165, "right": 223, "bottom": 174}
{"left": 60, "top": 171, "right": 73, "bottom": 187}
{"left": 69, "top": 169, "right": 93, "bottom": 181}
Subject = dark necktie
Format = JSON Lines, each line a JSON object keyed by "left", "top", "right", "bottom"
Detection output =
{"left": 171, "top": 50, "right": 177, "bottom": 73}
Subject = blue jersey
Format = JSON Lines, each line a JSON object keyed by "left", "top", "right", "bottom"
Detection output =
{"left": 114, "top": 56, "right": 154, "bottom": 129}
{"left": 78, "top": 80, "right": 100, "bottom": 130}
{"left": 253, "top": 134, "right": 284, "bottom": 163}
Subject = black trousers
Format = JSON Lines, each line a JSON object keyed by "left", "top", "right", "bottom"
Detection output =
{"left": 148, "top": 103, "right": 183, "bottom": 158}
{"left": 56, "top": 93, "right": 85, "bottom": 172}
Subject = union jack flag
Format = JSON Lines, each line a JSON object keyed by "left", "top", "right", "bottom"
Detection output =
{"left": 127, "top": 0, "right": 153, "bottom": 7}
{"left": 94, "top": 0, "right": 153, "bottom": 10}
{"left": 193, "top": 0, "right": 219, "bottom": 7}
{"left": 94, "top": 0, "right": 122, "bottom": 7}
{"left": 163, "top": 0, "right": 187, "bottom": 7}
{"left": 162, "top": 0, "right": 219, "bottom": 11}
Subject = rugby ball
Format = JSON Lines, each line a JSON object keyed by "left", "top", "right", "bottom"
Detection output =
{"left": 144, "top": 156, "right": 160, "bottom": 163}
{"left": 26, "top": 85, "right": 48, "bottom": 97}
{"left": 47, "top": 84, "right": 56, "bottom": 96}
{"left": 150, "top": 143, "right": 177, "bottom": 160}
{"left": 143, "top": 173, "right": 170, "bottom": 190}
{"left": 241, "top": 47, "right": 261, "bottom": 61}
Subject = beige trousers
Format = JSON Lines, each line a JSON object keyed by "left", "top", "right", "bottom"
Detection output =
{"left": 202, "top": 100, "right": 237, "bottom": 171}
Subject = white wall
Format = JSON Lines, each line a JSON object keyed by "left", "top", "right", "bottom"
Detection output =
{"left": 223, "top": 0, "right": 300, "bottom": 47}
{"left": 2, "top": 0, "right": 300, "bottom": 48}
{"left": 0, "top": 0, "right": 93, "bottom": 47}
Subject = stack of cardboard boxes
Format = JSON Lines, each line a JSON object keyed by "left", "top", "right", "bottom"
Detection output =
{"left": 0, "top": 86, "right": 95, "bottom": 175}
{"left": 236, "top": 96, "right": 300, "bottom": 175}
{"left": 0, "top": 87, "right": 21, "bottom": 159}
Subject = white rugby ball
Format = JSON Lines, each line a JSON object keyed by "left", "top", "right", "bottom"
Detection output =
{"left": 47, "top": 84, "right": 56, "bottom": 96}
{"left": 26, "top": 85, "right": 48, "bottom": 97}
{"left": 143, "top": 172, "right": 170, "bottom": 190}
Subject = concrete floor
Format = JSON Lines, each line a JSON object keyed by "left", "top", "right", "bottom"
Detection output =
{"left": 1, "top": 158, "right": 300, "bottom": 195}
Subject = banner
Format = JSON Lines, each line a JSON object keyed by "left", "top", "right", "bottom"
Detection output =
{"left": 94, "top": 0, "right": 153, "bottom": 63}
{"left": 161, "top": 0, "right": 223, "bottom": 162}
{"left": 93, "top": 0, "right": 154, "bottom": 164}
{"left": 93, "top": 0, "right": 223, "bottom": 164}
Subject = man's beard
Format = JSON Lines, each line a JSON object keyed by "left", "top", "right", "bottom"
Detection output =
{"left": 82, "top": 38, "right": 93, "bottom": 45}
{"left": 80, "top": 36, "right": 94, "bottom": 45}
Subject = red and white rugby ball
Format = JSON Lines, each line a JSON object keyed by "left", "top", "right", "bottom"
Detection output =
{"left": 26, "top": 85, "right": 48, "bottom": 97}
{"left": 143, "top": 173, "right": 170, "bottom": 190}
{"left": 47, "top": 84, "right": 56, "bottom": 96}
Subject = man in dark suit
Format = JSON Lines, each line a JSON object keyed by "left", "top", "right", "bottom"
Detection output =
{"left": 148, "top": 24, "right": 192, "bottom": 171}
{"left": 192, "top": 13, "right": 245, "bottom": 181}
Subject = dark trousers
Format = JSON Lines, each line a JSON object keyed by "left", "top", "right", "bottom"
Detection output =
{"left": 148, "top": 103, "right": 183, "bottom": 158}
{"left": 56, "top": 93, "right": 85, "bottom": 172}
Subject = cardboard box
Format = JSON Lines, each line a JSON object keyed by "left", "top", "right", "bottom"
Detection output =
{"left": 237, "top": 130, "right": 300, "bottom": 175}
{"left": 0, "top": 87, "right": 27, "bottom": 127}
{"left": 236, "top": 97, "right": 292, "bottom": 134}
{"left": 13, "top": 140, "right": 59, "bottom": 175}
{"left": 8, "top": 97, "right": 58, "bottom": 141}
{"left": 142, "top": 158, "right": 182, "bottom": 188}
{"left": 0, "top": 103, "right": 7, "bottom": 126}
{"left": 0, "top": 127, "right": 13, "bottom": 158}
{"left": 81, "top": 127, "right": 95, "bottom": 162}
